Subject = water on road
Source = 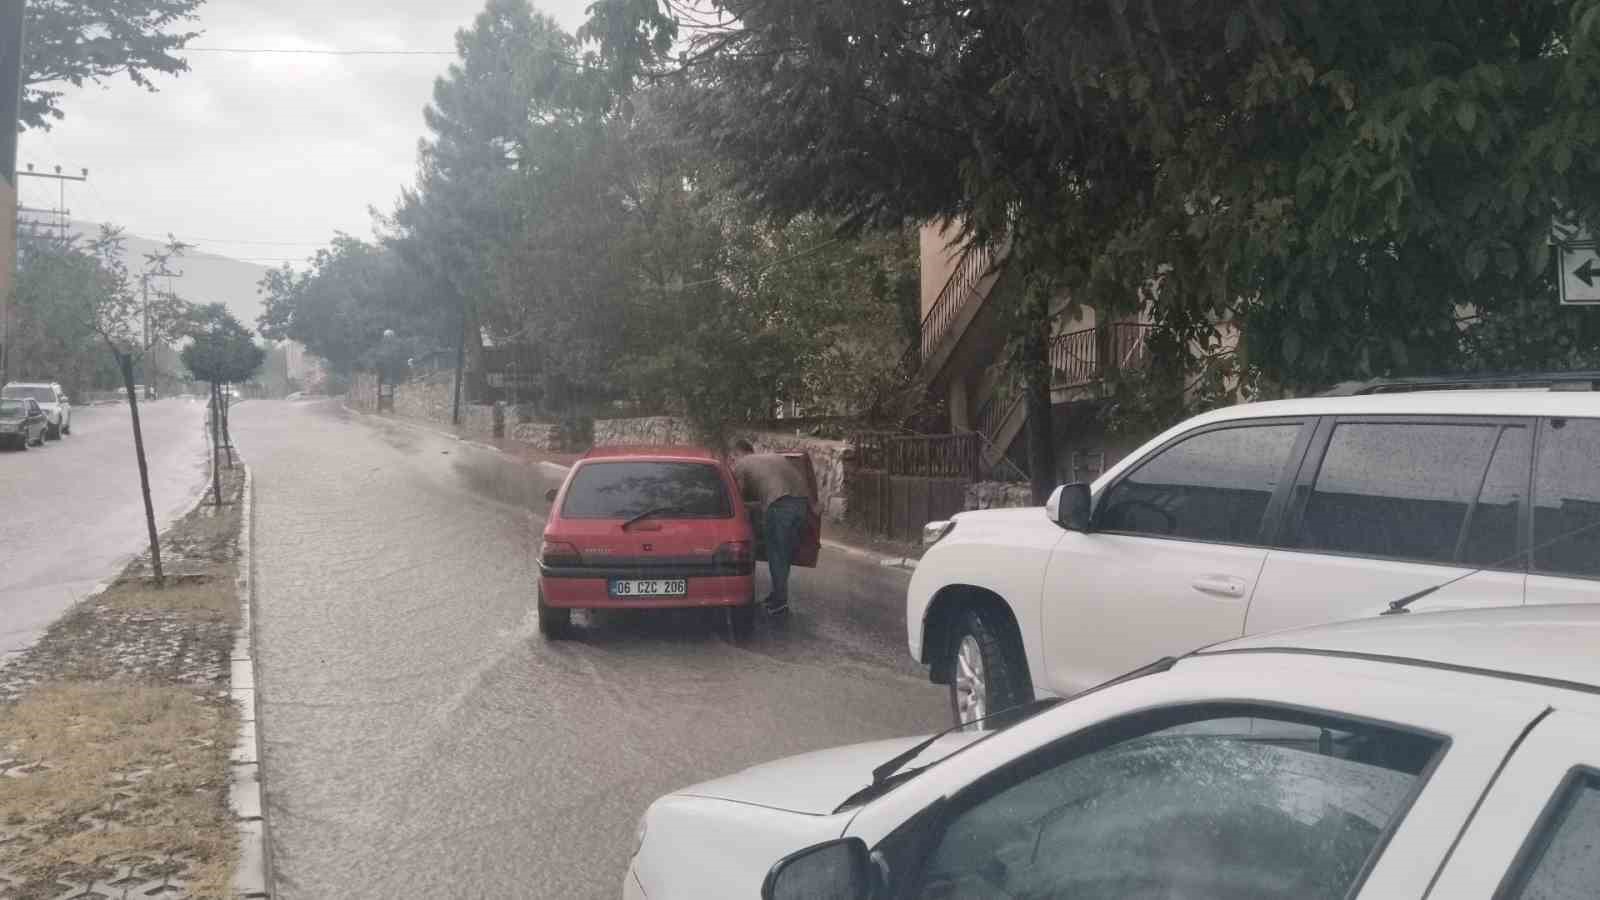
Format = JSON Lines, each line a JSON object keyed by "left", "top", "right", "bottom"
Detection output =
{"left": 0, "top": 399, "right": 208, "bottom": 658}
{"left": 232, "top": 400, "right": 946, "bottom": 899}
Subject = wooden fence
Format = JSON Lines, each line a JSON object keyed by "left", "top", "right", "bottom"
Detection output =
{"left": 848, "top": 431, "right": 981, "bottom": 540}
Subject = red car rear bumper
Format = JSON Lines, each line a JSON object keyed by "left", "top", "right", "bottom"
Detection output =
{"left": 539, "top": 574, "right": 755, "bottom": 609}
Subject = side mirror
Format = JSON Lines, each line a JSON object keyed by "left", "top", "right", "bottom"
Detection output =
{"left": 762, "top": 838, "right": 874, "bottom": 900}
{"left": 1046, "top": 483, "right": 1093, "bottom": 532}
{"left": 544, "top": 487, "right": 558, "bottom": 504}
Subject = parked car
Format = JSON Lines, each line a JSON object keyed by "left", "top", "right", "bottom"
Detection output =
{"left": 0, "top": 398, "right": 47, "bottom": 449}
{"left": 627, "top": 603, "right": 1600, "bottom": 900}
{"left": 909, "top": 372, "right": 1600, "bottom": 727}
{"left": 0, "top": 381, "right": 70, "bottom": 439}
{"left": 538, "top": 447, "right": 818, "bottom": 639}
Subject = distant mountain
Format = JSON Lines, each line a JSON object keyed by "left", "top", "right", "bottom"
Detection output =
{"left": 64, "top": 220, "right": 284, "bottom": 333}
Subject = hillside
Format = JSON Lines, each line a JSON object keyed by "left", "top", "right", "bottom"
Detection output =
{"left": 64, "top": 221, "right": 294, "bottom": 332}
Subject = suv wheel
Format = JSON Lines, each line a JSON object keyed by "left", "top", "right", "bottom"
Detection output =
{"left": 948, "top": 607, "right": 1031, "bottom": 730}
{"left": 537, "top": 588, "right": 571, "bottom": 640}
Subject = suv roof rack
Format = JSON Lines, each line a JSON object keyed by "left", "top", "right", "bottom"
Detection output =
{"left": 1321, "top": 371, "right": 1600, "bottom": 396}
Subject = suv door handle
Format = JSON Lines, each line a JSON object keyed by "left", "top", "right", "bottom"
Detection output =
{"left": 1191, "top": 574, "right": 1247, "bottom": 598}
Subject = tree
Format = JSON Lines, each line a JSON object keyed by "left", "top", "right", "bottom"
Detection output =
{"left": 182, "top": 304, "right": 263, "bottom": 502}
{"left": 22, "top": 0, "right": 204, "bottom": 130}
{"left": 10, "top": 235, "right": 107, "bottom": 396}
{"left": 82, "top": 227, "right": 191, "bottom": 581}
{"left": 256, "top": 236, "right": 450, "bottom": 376}
{"left": 584, "top": 0, "right": 1600, "bottom": 495}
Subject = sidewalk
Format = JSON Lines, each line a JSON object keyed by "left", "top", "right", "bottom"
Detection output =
{"left": 0, "top": 463, "right": 258, "bottom": 900}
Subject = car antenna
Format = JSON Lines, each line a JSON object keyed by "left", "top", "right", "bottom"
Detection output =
{"left": 1385, "top": 517, "right": 1600, "bottom": 615}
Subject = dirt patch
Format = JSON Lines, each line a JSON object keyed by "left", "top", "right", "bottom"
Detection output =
{"left": 0, "top": 683, "right": 236, "bottom": 899}
{"left": 0, "top": 461, "right": 249, "bottom": 899}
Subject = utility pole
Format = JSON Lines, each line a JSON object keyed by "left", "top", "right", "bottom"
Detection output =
{"left": 0, "top": 1, "right": 24, "bottom": 387}
{"left": 139, "top": 258, "right": 181, "bottom": 400}
{"left": 18, "top": 164, "right": 88, "bottom": 245}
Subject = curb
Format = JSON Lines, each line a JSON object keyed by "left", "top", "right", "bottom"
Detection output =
{"left": 229, "top": 464, "right": 272, "bottom": 898}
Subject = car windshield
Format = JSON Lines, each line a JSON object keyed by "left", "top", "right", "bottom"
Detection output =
{"left": 0, "top": 399, "right": 27, "bottom": 417}
{"left": 1, "top": 386, "right": 51, "bottom": 402}
{"left": 560, "top": 461, "right": 731, "bottom": 519}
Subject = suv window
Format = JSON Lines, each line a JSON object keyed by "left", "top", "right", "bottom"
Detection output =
{"left": 1, "top": 385, "right": 53, "bottom": 403}
{"left": 1291, "top": 422, "right": 1528, "bottom": 566}
{"left": 1098, "top": 424, "right": 1301, "bottom": 544}
{"left": 559, "top": 461, "right": 732, "bottom": 519}
{"left": 1499, "top": 768, "right": 1600, "bottom": 899}
{"left": 908, "top": 706, "right": 1441, "bottom": 900}
{"left": 1532, "top": 419, "right": 1600, "bottom": 579}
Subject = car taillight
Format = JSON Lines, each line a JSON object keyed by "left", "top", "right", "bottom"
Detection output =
{"left": 540, "top": 539, "right": 581, "bottom": 566}
{"left": 714, "top": 541, "right": 753, "bottom": 572}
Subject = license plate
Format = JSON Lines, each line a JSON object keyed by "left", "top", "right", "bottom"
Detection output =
{"left": 611, "top": 578, "right": 687, "bottom": 597}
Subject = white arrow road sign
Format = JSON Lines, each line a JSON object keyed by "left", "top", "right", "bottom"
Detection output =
{"left": 1558, "top": 241, "right": 1600, "bottom": 305}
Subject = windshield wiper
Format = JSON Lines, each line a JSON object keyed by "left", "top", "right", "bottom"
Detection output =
{"left": 867, "top": 656, "right": 1180, "bottom": 788}
{"left": 1386, "top": 517, "right": 1600, "bottom": 615}
{"left": 621, "top": 506, "right": 685, "bottom": 529}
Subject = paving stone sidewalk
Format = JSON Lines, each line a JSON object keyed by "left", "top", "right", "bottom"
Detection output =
{"left": 0, "top": 463, "right": 249, "bottom": 900}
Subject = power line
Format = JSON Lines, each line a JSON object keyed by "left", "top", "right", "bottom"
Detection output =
{"left": 186, "top": 46, "right": 455, "bottom": 56}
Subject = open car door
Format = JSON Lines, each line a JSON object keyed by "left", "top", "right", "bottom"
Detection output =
{"left": 785, "top": 452, "right": 823, "bottom": 568}
{"left": 749, "top": 452, "right": 824, "bottom": 567}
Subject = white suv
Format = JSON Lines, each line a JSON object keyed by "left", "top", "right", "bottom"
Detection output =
{"left": 0, "top": 382, "right": 70, "bottom": 440}
{"left": 908, "top": 374, "right": 1600, "bottom": 726}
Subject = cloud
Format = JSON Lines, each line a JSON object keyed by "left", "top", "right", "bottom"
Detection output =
{"left": 18, "top": 0, "right": 594, "bottom": 268}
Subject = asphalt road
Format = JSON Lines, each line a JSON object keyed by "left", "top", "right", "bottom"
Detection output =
{"left": 233, "top": 399, "right": 946, "bottom": 899}
{"left": 0, "top": 398, "right": 209, "bottom": 658}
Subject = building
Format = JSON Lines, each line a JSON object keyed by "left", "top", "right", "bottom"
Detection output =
{"left": 911, "top": 222, "right": 1161, "bottom": 484}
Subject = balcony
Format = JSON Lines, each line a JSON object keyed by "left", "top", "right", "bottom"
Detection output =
{"left": 1049, "top": 322, "right": 1153, "bottom": 390}
{"left": 972, "top": 323, "right": 1153, "bottom": 468}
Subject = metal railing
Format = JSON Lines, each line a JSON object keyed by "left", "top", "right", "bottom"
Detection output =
{"left": 919, "top": 243, "right": 997, "bottom": 363}
{"left": 1050, "top": 323, "right": 1154, "bottom": 389}
{"left": 853, "top": 430, "right": 982, "bottom": 480}
{"left": 975, "top": 377, "right": 1023, "bottom": 447}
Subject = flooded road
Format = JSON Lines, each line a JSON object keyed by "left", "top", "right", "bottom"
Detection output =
{"left": 0, "top": 399, "right": 208, "bottom": 659}
{"left": 232, "top": 400, "right": 945, "bottom": 899}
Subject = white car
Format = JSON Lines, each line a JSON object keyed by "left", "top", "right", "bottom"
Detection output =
{"left": 0, "top": 381, "right": 71, "bottom": 439}
{"left": 626, "top": 603, "right": 1600, "bottom": 899}
{"left": 908, "top": 374, "right": 1600, "bottom": 726}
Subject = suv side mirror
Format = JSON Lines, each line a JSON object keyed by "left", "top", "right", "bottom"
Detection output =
{"left": 762, "top": 838, "right": 873, "bottom": 900}
{"left": 1046, "top": 483, "right": 1093, "bottom": 532}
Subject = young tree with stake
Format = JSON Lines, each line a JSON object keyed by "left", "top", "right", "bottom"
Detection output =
{"left": 181, "top": 304, "right": 263, "bottom": 503}
{"left": 85, "top": 227, "right": 191, "bottom": 582}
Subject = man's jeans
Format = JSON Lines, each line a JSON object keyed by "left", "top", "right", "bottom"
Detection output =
{"left": 764, "top": 496, "right": 809, "bottom": 608}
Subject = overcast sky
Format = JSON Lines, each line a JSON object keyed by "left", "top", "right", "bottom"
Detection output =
{"left": 18, "top": 0, "right": 593, "bottom": 268}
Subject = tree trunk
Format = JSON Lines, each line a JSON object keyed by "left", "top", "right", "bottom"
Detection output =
{"left": 452, "top": 300, "right": 468, "bottom": 425}
{"left": 221, "top": 383, "right": 234, "bottom": 467}
{"left": 210, "top": 382, "right": 223, "bottom": 506}
{"left": 1023, "top": 294, "right": 1056, "bottom": 504}
{"left": 120, "top": 352, "right": 164, "bottom": 581}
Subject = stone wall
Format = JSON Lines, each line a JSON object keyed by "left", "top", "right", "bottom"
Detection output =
{"left": 392, "top": 372, "right": 454, "bottom": 423}
{"left": 586, "top": 415, "right": 852, "bottom": 523}
{"left": 509, "top": 422, "right": 563, "bottom": 450}
{"left": 591, "top": 415, "right": 699, "bottom": 447}
{"left": 741, "top": 431, "right": 851, "bottom": 524}
{"left": 344, "top": 370, "right": 498, "bottom": 437}
{"left": 963, "top": 481, "right": 1035, "bottom": 511}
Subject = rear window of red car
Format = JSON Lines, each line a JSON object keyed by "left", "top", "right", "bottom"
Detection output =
{"left": 560, "top": 461, "right": 732, "bottom": 519}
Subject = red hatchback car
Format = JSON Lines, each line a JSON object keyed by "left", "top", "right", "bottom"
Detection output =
{"left": 538, "top": 447, "right": 766, "bottom": 638}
